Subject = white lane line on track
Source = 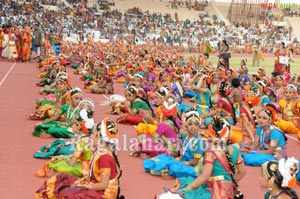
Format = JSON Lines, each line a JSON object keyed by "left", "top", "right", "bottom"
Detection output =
{"left": 285, "top": 134, "right": 299, "bottom": 142}
{"left": 102, "top": 94, "right": 109, "bottom": 100}
{"left": 0, "top": 63, "right": 16, "bottom": 87}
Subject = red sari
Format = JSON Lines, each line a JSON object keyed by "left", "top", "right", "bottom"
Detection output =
{"left": 21, "top": 31, "right": 32, "bottom": 61}
{"left": 34, "top": 152, "right": 119, "bottom": 199}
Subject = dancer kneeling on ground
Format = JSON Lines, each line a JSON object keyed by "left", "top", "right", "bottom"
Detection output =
{"left": 156, "top": 116, "right": 246, "bottom": 199}
{"left": 34, "top": 118, "right": 122, "bottom": 199}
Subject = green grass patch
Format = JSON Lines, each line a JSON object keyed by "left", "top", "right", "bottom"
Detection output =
{"left": 184, "top": 53, "right": 299, "bottom": 74}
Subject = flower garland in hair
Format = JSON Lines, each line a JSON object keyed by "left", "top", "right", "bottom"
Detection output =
{"left": 79, "top": 109, "right": 94, "bottom": 134}
{"left": 99, "top": 119, "right": 119, "bottom": 145}
{"left": 162, "top": 95, "right": 178, "bottom": 117}
{"left": 207, "top": 116, "right": 231, "bottom": 141}
{"left": 263, "top": 105, "right": 277, "bottom": 124}
{"left": 278, "top": 157, "right": 299, "bottom": 188}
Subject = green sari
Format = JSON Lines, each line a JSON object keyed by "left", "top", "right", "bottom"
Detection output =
{"left": 32, "top": 104, "right": 78, "bottom": 138}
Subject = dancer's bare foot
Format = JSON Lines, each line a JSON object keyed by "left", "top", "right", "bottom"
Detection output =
{"left": 161, "top": 173, "right": 174, "bottom": 180}
{"left": 40, "top": 132, "right": 54, "bottom": 138}
{"left": 46, "top": 169, "right": 57, "bottom": 177}
{"left": 140, "top": 153, "right": 150, "bottom": 160}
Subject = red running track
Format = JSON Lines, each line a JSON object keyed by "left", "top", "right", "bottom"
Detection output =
{"left": 0, "top": 60, "right": 299, "bottom": 199}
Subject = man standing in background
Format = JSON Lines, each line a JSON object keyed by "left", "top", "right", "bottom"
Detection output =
{"left": 32, "top": 24, "right": 43, "bottom": 59}
{"left": 252, "top": 39, "right": 261, "bottom": 67}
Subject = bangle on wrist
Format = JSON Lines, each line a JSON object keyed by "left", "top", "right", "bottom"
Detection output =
{"left": 190, "top": 183, "right": 195, "bottom": 190}
{"left": 185, "top": 185, "right": 193, "bottom": 191}
{"left": 184, "top": 161, "right": 190, "bottom": 166}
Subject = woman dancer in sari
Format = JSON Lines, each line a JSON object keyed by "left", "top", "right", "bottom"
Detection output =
{"left": 218, "top": 40, "right": 230, "bottom": 70}
{"left": 241, "top": 104, "right": 287, "bottom": 166}
{"left": 133, "top": 94, "right": 182, "bottom": 158}
{"left": 204, "top": 82, "right": 243, "bottom": 143}
{"left": 273, "top": 42, "right": 287, "bottom": 74}
{"left": 35, "top": 99, "right": 95, "bottom": 178}
{"left": 21, "top": 27, "right": 32, "bottom": 62}
{"left": 144, "top": 107, "right": 204, "bottom": 179}
{"left": 40, "top": 71, "right": 71, "bottom": 95}
{"left": 136, "top": 87, "right": 169, "bottom": 137}
{"left": 34, "top": 118, "right": 121, "bottom": 199}
{"left": 259, "top": 158, "right": 299, "bottom": 199}
{"left": 208, "top": 72, "right": 219, "bottom": 106}
{"left": 116, "top": 86, "right": 154, "bottom": 125}
{"left": 29, "top": 73, "right": 71, "bottom": 120}
{"left": 7, "top": 33, "right": 18, "bottom": 61}
{"left": 148, "top": 70, "right": 171, "bottom": 98}
{"left": 89, "top": 67, "right": 114, "bottom": 94}
{"left": 156, "top": 116, "right": 246, "bottom": 199}
{"left": 179, "top": 74, "right": 211, "bottom": 125}
{"left": 275, "top": 84, "right": 300, "bottom": 140}
{"left": 272, "top": 74, "right": 285, "bottom": 108}
{"left": 206, "top": 82, "right": 235, "bottom": 126}
{"left": 32, "top": 87, "right": 82, "bottom": 138}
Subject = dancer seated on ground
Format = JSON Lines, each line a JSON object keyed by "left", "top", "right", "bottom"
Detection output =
{"left": 208, "top": 72, "right": 219, "bottom": 106}
{"left": 126, "top": 73, "right": 148, "bottom": 99}
{"left": 30, "top": 72, "right": 71, "bottom": 120}
{"left": 88, "top": 65, "right": 114, "bottom": 94}
{"left": 204, "top": 81, "right": 243, "bottom": 144}
{"left": 259, "top": 158, "right": 299, "bottom": 199}
{"left": 275, "top": 84, "right": 300, "bottom": 140}
{"left": 240, "top": 104, "right": 287, "bottom": 166}
{"left": 256, "top": 80, "right": 272, "bottom": 106}
{"left": 228, "top": 78, "right": 243, "bottom": 121}
{"left": 133, "top": 94, "right": 182, "bottom": 158}
{"left": 36, "top": 60, "right": 63, "bottom": 87}
{"left": 116, "top": 86, "right": 154, "bottom": 125}
{"left": 34, "top": 118, "right": 121, "bottom": 199}
{"left": 35, "top": 99, "right": 95, "bottom": 178}
{"left": 144, "top": 107, "right": 204, "bottom": 179}
{"left": 32, "top": 87, "right": 83, "bottom": 138}
{"left": 136, "top": 87, "right": 169, "bottom": 136}
{"left": 179, "top": 74, "right": 211, "bottom": 126}
{"left": 39, "top": 71, "right": 70, "bottom": 95}
{"left": 156, "top": 116, "right": 246, "bottom": 199}
{"left": 170, "top": 71, "right": 184, "bottom": 104}
{"left": 204, "top": 81, "right": 236, "bottom": 127}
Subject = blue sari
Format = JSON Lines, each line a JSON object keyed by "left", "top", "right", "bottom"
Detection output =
{"left": 144, "top": 134, "right": 204, "bottom": 178}
{"left": 242, "top": 124, "right": 287, "bottom": 166}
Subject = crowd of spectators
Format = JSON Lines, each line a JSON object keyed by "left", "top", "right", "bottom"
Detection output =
{"left": 170, "top": 0, "right": 208, "bottom": 11}
{"left": 0, "top": 0, "right": 300, "bottom": 55}
{"left": 282, "top": 8, "right": 300, "bottom": 17}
